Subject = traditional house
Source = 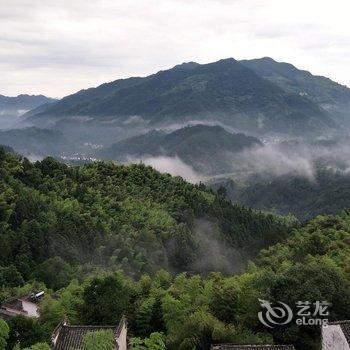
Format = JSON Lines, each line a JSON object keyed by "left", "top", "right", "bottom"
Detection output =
{"left": 322, "top": 320, "right": 350, "bottom": 350}
{"left": 51, "top": 316, "right": 127, "bottom": 350}
{"left": 211, "top": 345, "right": 295, "bottom": 350}
{"left": 0, "top": 291, "right": 44, "bottom": 319}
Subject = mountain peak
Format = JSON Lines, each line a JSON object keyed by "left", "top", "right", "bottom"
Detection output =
{"left": 172, "top": 61, "right": 199, "bottom": 70}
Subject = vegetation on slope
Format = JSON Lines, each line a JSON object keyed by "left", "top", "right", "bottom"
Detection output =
{"left": 0, "top": 147, "right": 293, "bottom": 288}
{"left": 2, "top": 213, "right": 350, "bottom": 350}
{"left": 220, "top": 167, "right": 350, "bottom": 221}
{"left": 101, "top": 125, "right": 262, "bottom": 174}
{"left": 27, "top": 59, "right": 336, "bottom": 136}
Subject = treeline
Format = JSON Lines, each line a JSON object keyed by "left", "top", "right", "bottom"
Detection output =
{"left": 0, "top": 147, "right": 294, "bottom": 288}
{"left": 1, "top": 213, "right": 350, "bottom": 349}
{"left": 222, "top": 166, "right": 350, "bottom": 221}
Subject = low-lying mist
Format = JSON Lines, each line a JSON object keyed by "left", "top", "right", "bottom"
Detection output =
{"left": 128, "top": 155, "right": 203, "bottom": 183}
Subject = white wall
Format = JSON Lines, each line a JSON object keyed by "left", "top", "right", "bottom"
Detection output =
{"left": 322, "top": 324, "right": 350, "bottom": 350}
{"left": 117, "top": 323, "right": 127, "bottom": 350}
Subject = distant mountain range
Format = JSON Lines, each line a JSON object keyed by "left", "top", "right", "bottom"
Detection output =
{"left": 25, "top": 57, "right": 350, "bottom": 137}
{"left": 0, "top": 127, "right": 66, "bottom": 156}
{"left": 0, "top": 94, "right": 56, "bottom": 129}
{"left": 0, "top": 94, "right": 56, "bottom": 113}
{"left": 100, "top": 124, "right": 262, "bottom": 174}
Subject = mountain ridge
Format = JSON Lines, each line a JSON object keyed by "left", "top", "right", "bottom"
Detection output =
{"left": 101, "top": 124, "right": 262, "bottom": 174}
{"left": 25, "top": 58, "right": 338, "bottom": 137}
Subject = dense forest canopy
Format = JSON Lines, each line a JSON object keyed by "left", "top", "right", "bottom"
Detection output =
{"left": 0, "top": 147, "right": 350, "bottom": 350}
{"left": 214, "top": 165, "right": 350, "bottom": 221}
{"left": 0, "top": 147, "right": 294, "bottom": 287}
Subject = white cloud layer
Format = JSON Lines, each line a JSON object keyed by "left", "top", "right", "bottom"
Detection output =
{"left": 1, "top": 0, "right": 350, "bottom": 97}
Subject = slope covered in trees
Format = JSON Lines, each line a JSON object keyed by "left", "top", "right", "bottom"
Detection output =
{"left": 220, "top": 167, "right": 350, "bottom": 221}
{"left": 0, "top": 147, "right": 294, "bottom": 288}
{"left": 101, "top": 125, "right": 262, "bottom": 175}
{"left": 3, "top": 213, "right": 350, "bottom": 350}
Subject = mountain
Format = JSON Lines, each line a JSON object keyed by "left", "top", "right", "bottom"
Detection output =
{"left": 100, "top": 124, "right": 262, "bottom": 174}
{"left": 0, "top": 94, "right": 57, "bottom": 129}
{"left": 0, "top": 94, "right": 56, "bottom": 113}
{"left": 0, "top": 127, "right": 66, "bottom": 156}
{"left": 240, "top": 57, "right": 350, "bottom": 125}
{"left": 26, "top": 58, "right": 337, "bottom": 137}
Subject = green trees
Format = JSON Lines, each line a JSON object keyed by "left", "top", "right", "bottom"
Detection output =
{"left": 32, "top": 257, "right": 73, "bottom": 290}
{"left": 1, "top": 149, "right": 350, "bottom": 349}
{"left": 0, "top": 149, "right": 295, "bottom": 282}
{"left": 79, "top": 272, "right": 133, "bottom": 325}
{"left": 130, "top": 332, "right": 166, "bottom": 350}
{"left": 22, "top": 343, "right": 50, "bottom": 350}
{"left": 82, "top": 330, "right": 115, "bottom": 350}
{"left": 0, "top": 319, "right": 9, "bottom": 350}
{"left": 6, "top": 316, "right": 45, "bottom": 350}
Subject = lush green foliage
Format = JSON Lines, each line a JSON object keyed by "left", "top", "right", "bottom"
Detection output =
{"left": 0, "top": 148, "right": 292, "bottom": 284}
{"left": 22, "top": 343, "right": 50, "bottom": 350}
{"left": 82, "top": 330, "right": 115, "bottom": 350}
{"left": 0, "top": 319, "right": 9, "bottom": 350}
{"left": 35, "top": 213, "right": 350, "bottom": 350}
{"left": 1, "top": 149, "right": 350, "bottom": 350}
{"left": 233, "top": 167, "right": 350, "bottom": 221}
{"left": 130, "top": 332, "right": 166, "bottom": 350}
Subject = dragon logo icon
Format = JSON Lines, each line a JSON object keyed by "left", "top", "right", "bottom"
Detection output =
{"left": 258, "top": 299, "right": 293, "bottom": 328}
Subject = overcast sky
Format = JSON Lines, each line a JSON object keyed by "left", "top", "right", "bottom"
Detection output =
{"left": 1, "top": 0, "right": 350, "bottom": 98}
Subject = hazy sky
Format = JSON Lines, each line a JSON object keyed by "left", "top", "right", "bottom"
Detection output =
{"left": 1, "top": 0, "right": 350, "bottom": 97}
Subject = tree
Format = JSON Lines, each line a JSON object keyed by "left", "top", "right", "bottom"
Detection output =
{"left": 0, "top": 265, "right": 24, "bottom": 288}
{"left": 130, "top": 332, "right": 166, "bottom": 350}
{"left": 22, "top": 343, "right": 50, "bottom": 350}
{"left": 79, "top": 272, "right": 132, "bottom": 325}
{"left": 82, "top": 330, "right": 115, "bottom": 350}
{"left": 31, "top": 257, "right": 73, "bottom": 290}
{"left": 6, "top": 316, "right": 45, "bottom": 350}
{"left": 0, "top": 319, "right": 9, "bottom": 350}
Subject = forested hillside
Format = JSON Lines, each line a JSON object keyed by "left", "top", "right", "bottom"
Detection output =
{"left": 2, "top": 148, "right": 350, "bottom": 350}
{"left": 0, "top": 127, "right": 66, "bottom": 156}
{"left": 0, "top": 147, "right": 293, "bottom": 287}
{"left": 218, "top": 167, "right": 350, "bottom": 221}
{"left": 2, "top": 211, "right": 350, "bottom": 350}
{"left": 101, "top": 125, "right": 262, "bottom": 174}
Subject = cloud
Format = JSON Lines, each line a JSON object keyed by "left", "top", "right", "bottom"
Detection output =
{"left": 137, "top": 155, "right": 203, "bottom": 183}
{"left": 239, "top": 144, "right": 315, "bottom": 180}
{"left": 0, "top": 0, "right": 349, "bottom": 97}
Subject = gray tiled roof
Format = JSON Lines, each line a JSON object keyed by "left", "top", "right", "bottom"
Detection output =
{"left": 211, "top": 345, "right": 295, "bottom": 350}
{"left": 53, "top": 325, "right": 118, "bottom": 350}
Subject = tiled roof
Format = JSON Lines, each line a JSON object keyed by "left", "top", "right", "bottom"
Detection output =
{"left": 53, "top": 325, "right": 118, "bottom": 350}
{"left": 328, "top": 320, "right": 350, "bottom": 345}
{"left": 211, "top": 345, "right": 295, "bottom": 350}
{"left": 52, "top": 316, "right": 127, "bottom": 350}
